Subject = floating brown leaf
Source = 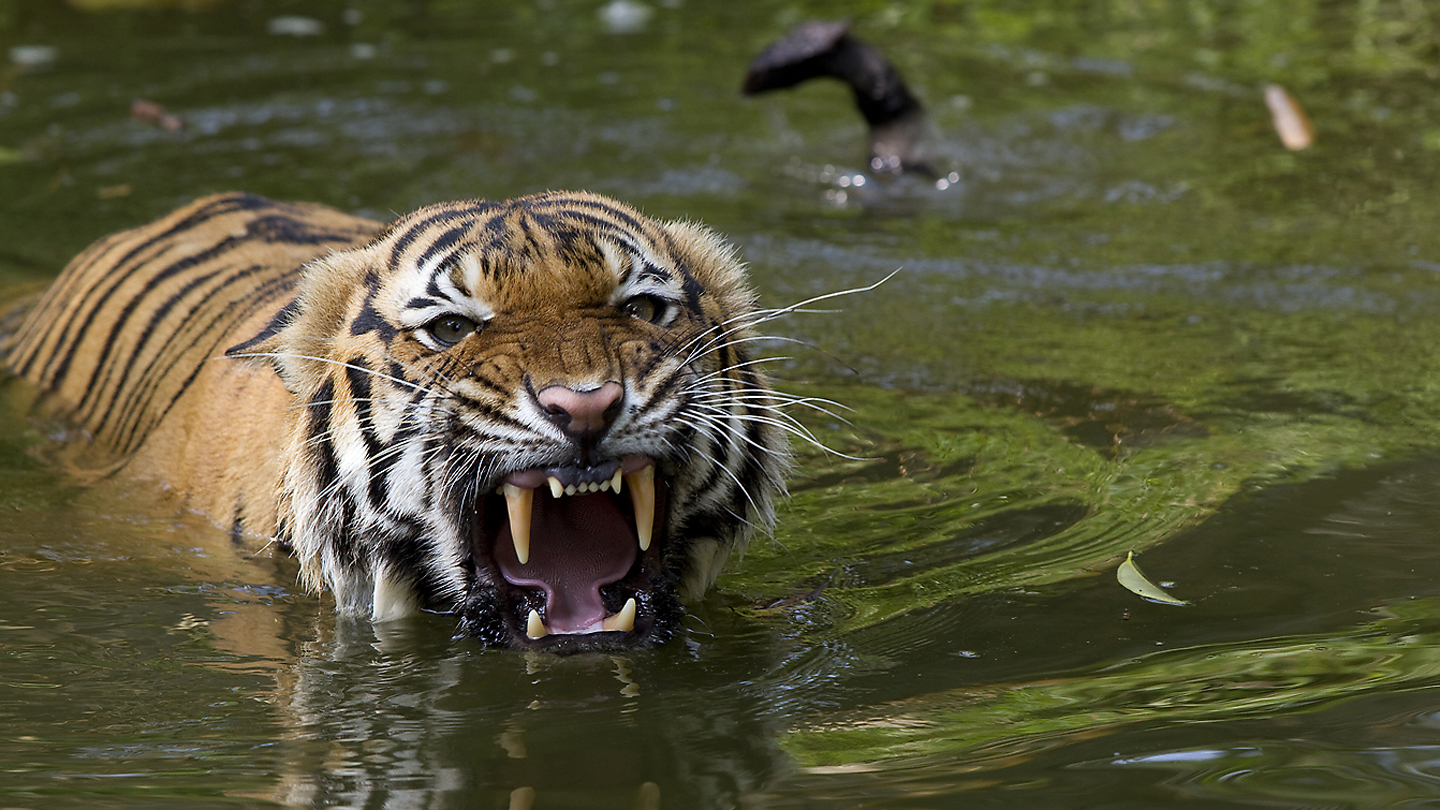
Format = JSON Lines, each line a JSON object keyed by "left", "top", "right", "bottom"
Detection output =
{"left": 130, "top": 98, "right": 183, "bottom": 132}
{"left": 1264, "top": 84, "right": 1313, "bottom": 150}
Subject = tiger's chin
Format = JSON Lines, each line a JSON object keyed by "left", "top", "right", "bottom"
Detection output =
{"left": 460, "top": 456, "right": 683, "bottom": 652}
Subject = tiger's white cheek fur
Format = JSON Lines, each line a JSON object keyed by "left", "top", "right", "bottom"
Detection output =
{"left": 385, "top": 437, "right": 432, "bottom": 515}
{"left": 334, "top": 417, "right": 372, "bottom": 505}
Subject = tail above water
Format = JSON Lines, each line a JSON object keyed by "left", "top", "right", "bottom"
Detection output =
{"left": 743, "top": 20, "right": 933, "bottom": 176}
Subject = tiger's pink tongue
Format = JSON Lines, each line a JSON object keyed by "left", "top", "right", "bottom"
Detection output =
{"left": 494, "top": 492, "right": 636, "bottom": 633}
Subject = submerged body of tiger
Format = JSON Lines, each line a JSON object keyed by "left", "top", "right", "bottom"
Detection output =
{"left": 4, "top": 191, "right": 791, "bottom": 652}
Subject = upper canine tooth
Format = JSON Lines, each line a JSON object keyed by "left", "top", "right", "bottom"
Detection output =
{"left": 503, "top": 483, "right": 534, "bottom": 565}
{"left": 625, "top": 465, "right": 656, "bottom": 552}
{"left": 602, "top": 597, "right": 637, "bottom": 633}
{"left": 548, "top": 476, "right": 563, "bottom": 499}
{"left": 526, "top": 609, "right": 548, "bottom": 639}
{"left": 610, "top": 469, "right": 623, "bottom": 495}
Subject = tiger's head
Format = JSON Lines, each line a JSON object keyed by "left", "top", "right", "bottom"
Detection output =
{"left": 234, "top": 191, "right": 790, "bottom": 653}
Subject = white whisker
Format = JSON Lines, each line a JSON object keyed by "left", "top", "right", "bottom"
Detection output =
{"left": 228, "top": 350, "right": 441, "bottom": 397}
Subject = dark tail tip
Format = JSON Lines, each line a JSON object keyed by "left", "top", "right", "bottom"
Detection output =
{"left": 743, "top": 20, "right": 932, "bottom": 175}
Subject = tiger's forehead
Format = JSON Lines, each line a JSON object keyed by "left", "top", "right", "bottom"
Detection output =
{"left": 376, "top": 193, "right": 681, "bottom": 312}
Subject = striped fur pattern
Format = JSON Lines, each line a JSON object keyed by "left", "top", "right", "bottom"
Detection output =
{"left": 5, "top": 191, "right": 792, "bottom": 652}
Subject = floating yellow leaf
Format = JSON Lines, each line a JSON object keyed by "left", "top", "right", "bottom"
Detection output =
{"left": 1117, "top": 551, "right": 1189, "bottom": 606}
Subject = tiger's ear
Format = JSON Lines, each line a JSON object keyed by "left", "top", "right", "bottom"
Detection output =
{"left": 224, "top": 299, "right": 306, "bottom": 392}
{"left": 224, "top": 247, "right": 378, "bottom": 394}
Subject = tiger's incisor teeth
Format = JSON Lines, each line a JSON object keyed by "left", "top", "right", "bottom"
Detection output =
{"left": 526, "top": 609, "right": 548, "bottom": 639}
{"left": 547, "top": 476, "right": 563, "bottom": 499}
{"left": 503, "top": 483, "right": 533, "bottom": 565}
{"left": 564, "top": 484, "right": 577, "bottom": 496}
{"left": 625, "top": 465, "right": 655, "bottom": 552}
{"left": 601, "top": 597, "right": 637, "bottom": 633}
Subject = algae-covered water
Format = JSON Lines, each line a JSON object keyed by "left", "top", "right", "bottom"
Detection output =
{"left": 6, "top": 1, "right": 1440, "bottom": 807}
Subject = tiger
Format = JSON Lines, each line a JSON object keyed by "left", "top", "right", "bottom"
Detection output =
{"left": 2, "top": 191, "right": 792, "bottom": 653}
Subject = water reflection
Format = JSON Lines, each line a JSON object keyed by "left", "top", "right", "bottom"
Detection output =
{"left": 763, "top": 456, "right": 1440, "bottom": 803}
{"left": 257, "top": 608, "right": 792, "bottom": 808}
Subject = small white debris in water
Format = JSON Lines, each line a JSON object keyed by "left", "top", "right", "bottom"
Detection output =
{"left": 599, "top": 0, "right": 654, "bottom": 34}
{"left": 9, "top": 45, "right": 57, "bottom": 68}
{"left": 267, "top": 16, "right": 325, "bottom": 37}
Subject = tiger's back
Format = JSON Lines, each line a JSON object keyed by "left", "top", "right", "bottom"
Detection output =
{"left": 7, "top": 192, "right": 381, "bottom": 530}
{"left": 10, "top": 193, "right": 379, "bottom": 457}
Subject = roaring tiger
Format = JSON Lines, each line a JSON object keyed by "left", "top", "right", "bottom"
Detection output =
{"left": 3, "top": 191, "right": 792, "bottom": 653}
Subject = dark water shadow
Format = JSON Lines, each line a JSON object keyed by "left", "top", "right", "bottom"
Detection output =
{"left": 966, "top": 376, "right": 1209, "bottom": 459}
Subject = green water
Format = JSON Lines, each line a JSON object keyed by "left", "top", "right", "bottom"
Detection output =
{"left": 6, "top": 1, "right": 1440, "bottom": 807}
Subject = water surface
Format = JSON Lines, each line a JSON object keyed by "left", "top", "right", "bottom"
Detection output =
{"left": 5, "top": 2, "right": 1440, "bottom": 807}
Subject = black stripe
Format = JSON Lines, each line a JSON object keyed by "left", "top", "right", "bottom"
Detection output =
{"left": 543, "top": 195, "right": 649, "bottom": 235}
{"left": 64, "top": 239, "right": 256, "bottom": 427}
{"left": 75, "top": 258, "right": 268, "bottom": 427}
{"left": 349, "top": 299, "right": 397, "bottom": 340}
{"left": 51, "top": 209, "right": 350, "bottom": 420}
{"left": 110, "top": 274, "right": 298, "bottom": 453}
{"left": 225, "top": 297, "right": 301, "bottom": 357}
{"left": 415, "top": 222, "right": 473, "bottom": 271}
{"left": 307, "top": 379, "right": 339, "bottom": 502}
{"left": 386, "top": 204, "right": 495, "bottom": 272}
{"left": 28, "top": 194, "right": 263, "bottom": 384}
{"left": 343, "top": 359, "right": 389, "bottom": 508}
{"left": 373, "top": 425, "right": 418, "bottom": 516}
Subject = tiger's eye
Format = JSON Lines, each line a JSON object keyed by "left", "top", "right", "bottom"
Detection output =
{"left": 622, "top": 295, "right": 666, "bottom": 324}
{"left": 427, "top": 315, "right": 476, "bottom": 346}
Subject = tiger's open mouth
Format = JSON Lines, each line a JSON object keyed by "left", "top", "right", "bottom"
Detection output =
{"left": 470, "top": 454, "right": 672, "bottom": 651}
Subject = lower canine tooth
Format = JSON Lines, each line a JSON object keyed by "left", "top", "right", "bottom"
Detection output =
{"left": 503, "top": 483, "right": 533, "bottom": 565}
{"left": 602, "top": 597, "right": 638, "bottom": 633}
{"left": 625, "top": 465, "right": 656, "bottom": 552}
{"left": 526, "top": 609, "right": 548, "bottom": 639}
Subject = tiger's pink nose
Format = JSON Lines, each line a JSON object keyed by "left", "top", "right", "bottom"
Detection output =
{"left": 536, "top": 382, "right": 624, "bottom": 437}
